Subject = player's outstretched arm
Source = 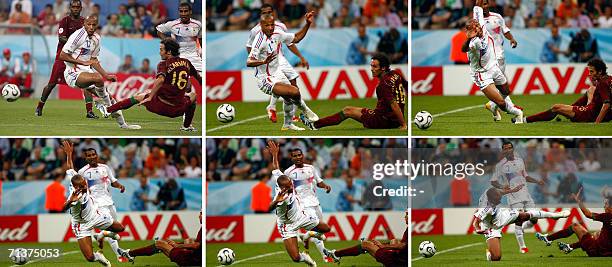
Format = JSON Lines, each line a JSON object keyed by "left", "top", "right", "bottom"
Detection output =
{"left": 526, "top": 176, "right": 545, "bottom": 185}
{"left": 266, "top": 140, "right": 281, "bottom": 170}
{"left": 139, "top": 75, "right": 165, "bottom": 105}
{"left": 90, "top": 58, "right": 116, "bottom": 82}
{"left": 594, "top": 102, "right": 610, "bottom": 124}
{"left": 572, "top": 187, "right": 594, "bottom": 219}
{"left": 316, "top": 181, "right": 332, "bottom": 193}
{"left": 504, "top": 32, "right": 518, "bottom": 48}
{"left": 287, "top": 45, "right": 309, "bottom": 69}
{"left": 62, "top": 190, "right": 81, "bottom": 211}
{"left": 291, "top": 11, "right": 314, "bottom": 44}
{"left": 111, "top": 181, "right": 126, "bottom": 193}
{"left": 62, "top": 140, "right": 75, "bottom": 170}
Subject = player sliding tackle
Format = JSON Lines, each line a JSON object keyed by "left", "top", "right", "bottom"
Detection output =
{"left": 61, "top": 141, "right": 127, "bottom": 266}
{"left": 463, "top": 1, "right": 524, "bottom": 123}
{"left": 536, "top": 187, "right": 612, "bottom": 257}
{"left": 247, "top": 12, "right": 318, "bottom": 131}
{"left": 301, "top": 54, "right": 407, "bottom": 130}
{"left": 59, "top": 15, "right": 140, "bottom": 129}
{"left": 267, "top": 140, "right": 331, "bottom": 266}
{"left": 473, "top": 186, "right": 570, "bottom": 261}
{"left": 103, "top": 39, "right": 201, "bottom": 131}
{"left": 519, "top": 58, "right": 612, "bottom": 124}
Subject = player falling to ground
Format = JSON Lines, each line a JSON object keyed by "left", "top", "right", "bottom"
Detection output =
{"left": 267, "top": 140, "right": 334, "bottom": 262}
{"left": 520, "top": 58, "right": 612, "bottom": 124}
{"left": 59, "top": 15, "right": 140, "bottom": 129}
{"left": 536, "top": 187, "right": 612, "bottom": 257}
{"left": 246, "top": 4, "right": 312, "bottom": 124}
{"left": 479, "top": 0, "right": 520, "bottom": 121}
{"left": 324, "top": 210, "right": 407, "bottom": 267}
{"left": 462, "top": 1, "right": 524, "bottom": 123}
{"left": 62, "top": 142, "right": 126, "bottom": 266}
{"left": 247, "top": 12, "right": 319, "bottom": 131}
{"left": 156, "top": 2, "right": 202, "bottom": 75}
{"left": 36, "top": 0, "right": 98, "bottom": 119}
{"left": 103, "top": 39, "right": 200, "bottom": 131}
{"left": 61, "top": 140, "right": 129, "bottom": 263}
{"left": 490, "top": 141, "right": 545, "bottom": 254}
{"left": 301, "top": 54, "right": 407, "bottom": 130}
{"left": 118, "top": 211, "right": 202, "bottom": 266}
{"left": 473, "top": 186, "right": 570, "bottom": 261}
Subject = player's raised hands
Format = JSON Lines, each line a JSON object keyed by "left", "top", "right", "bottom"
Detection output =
{"left": 475, "top": 0, "right": 484, "bottom": 7}
{"left": 274, "top": 188, "right": 289, "bottom": 202}
{"left": 68, "top": 189, "right": 82, "bottom": 203}
{"left": 305, "top": 11, "right": 315, "bottom": 24}
{"left": 571, "top": 187, "right": 583, "bottom": 202}
{"left": 62, "top": 140, "right": 73, "bottom": 155}
{"left": 266, "top": 140, "right": 279, "bottom": 156}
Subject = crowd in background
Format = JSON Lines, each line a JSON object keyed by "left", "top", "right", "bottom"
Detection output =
{"left": 413, "top": 0, "right": 612, "bottom": 30}
{"left": 0, "top": 138, "right": 202, "bottom": 181}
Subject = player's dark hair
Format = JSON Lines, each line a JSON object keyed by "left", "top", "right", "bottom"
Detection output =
{"left": 71, "top": 0, "right": 82, "bottom": 5}
{"left": 179, "top": 2, "right": 192, "bottom": 11}
{"left": 277, "top": 175, "right": 290, "bottom": 186}
{"left": 162, "top": 38, "right": 180, "bottom": 56}
{"left": 85, "top": 148, "right": 97, "bottom": 154}
{"left": 371, "top": 53, "right": 390, "bottom": 70}
{"left": 587, "top": 58, "right": 607, "bottom": 74}
{"left": 502, "top": 141, "right": 513, "bottom": 149}
{"left": 71, "top": 174, "right": 84, "bottom": 185}
{"left": 261, "top": 3, "right": 274, "bottom": 12}
{"left": 290, "top": 148, "right": 303, "bottom": 155}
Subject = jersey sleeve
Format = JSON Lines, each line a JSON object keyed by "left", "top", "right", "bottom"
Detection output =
{"left": 246, "top": 29, "right": 256, "bottom": 48}
{"left": 62, "top": 29, "right": 83, "bottom": 54}
{"left": 500, "top": 16, "right": 511, "bottom": 34}
{"left": 248, "top": 33, "right": 263, "bottom": 60}
{"left": 57, "top": 18, "right": 68, "bottom": 39}
{"left": 597, "top": 79, "right": 611, "bottom": 104}
{"left": 474, "top": 207, "right": 491, "bottom": 220}
{"left": 473, "top": 6, "right": 486, "bottom": 30}
{"left": 468, "top": 37, "right": 483, "bottom": 51}
{"left": 156, "top": 21, "right": 172, "bottom": 34}
{"left": 313, "top": 167, "right": 323, "bottom": 183}
{"left": 156, "top": 61, "right": 167, "bottom": 78}
{"left": 279, "top": 32, "right": 295, "bottom": 44}
{"left": 91, "top": 36, "right": 101, "bottom": 58}
{"left": 106, "top": 165, "right": 117, "bottom": 183}
{"left": 378, "top": 75, "right": 396, "bottom": 103}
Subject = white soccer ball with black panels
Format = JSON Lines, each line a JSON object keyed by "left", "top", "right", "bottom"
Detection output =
{"left": 2, "top": 83, "right": 20, "bottom": 102}
{"left": 9, "top": 248, "right": 28, "bottom": 265}
{"left": 217, "top": 248, "right": 235, "bottom": 265}
{"left": 414, "top": 111, "right": 433, "bottom": 130}
{"left": 216, "top": 104, "right": 235, "bottom": 123}
{"left": 419, "top": 240, "right": 436, "bottom": 258}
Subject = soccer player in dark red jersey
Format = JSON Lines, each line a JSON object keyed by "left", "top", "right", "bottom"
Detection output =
{"left": 323, "top": 210, "right": 408, "bottom": 267}
{"left": 519, "top": 58, "right": 612, "bottom": 124}
{"left": 301, "top": 54, "right": 407, "bottom": 130}
{"left": 118, "top": 211, "right": 202, "bottom": 266}
{"left": 103, "top": 39, "right": 201, "bottom": 131}
{"left": 36, "top": 0, "right": 97, "bottom": 118}
{"left": 536, "top": 188, "right": 612, "bottom": 257}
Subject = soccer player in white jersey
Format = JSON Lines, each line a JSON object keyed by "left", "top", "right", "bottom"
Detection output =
{"left": 156, "top": 2, "right": 202, "bottom": 75}
{"left": 246, "top": 4, "right": 314, "bottom": 125}
{"left": 61, "top": 141, "right": 125, "bottom": 267}
{"left": 462, "top": 1, "right": 524, "bottom": 123}
{"left": 490, "top": 141, "right": 545, "bottom": 253}
{"left": 268, "top": 140, "right": 331, "bottom": 266}
{"left": 247, "top": 13, "right": 319, "bottom": 131}
{"left": 59, "top": 15, "right": 140, "bottom": 129}
{"left": 285, "top": 145, "right": 334, "bottom": 262}
{"left": 62, "top": 140, "right": 129, "bottom": 263}
{"left": 473, "top": 186, "right": 569, "bottom": 261}
{"left": 480, "top": 0, "right": 520, "bottom": 121}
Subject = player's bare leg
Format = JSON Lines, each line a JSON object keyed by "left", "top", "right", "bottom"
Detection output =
{"left": 36, "top": 83, "right": 97, "bottom": 118}
{"left": 301, "top": 106, "right": 362, "bottom": 130}
{"left": 482, "top": 84, "right": 523, "bottom": 123}
{"left": 525, "top": 94, "right": 588, "bottom": 123}
{"left": 486, "top": 237, "right": 502, "bottom": 261}
{"left": 76, "top": 236, "right": 111, "bottom": 266}
{"left": 272, "top": 83, "right": 317, "bottom": 121}
{"left": 283, "top": 237, "right": 317, "bottom": 266}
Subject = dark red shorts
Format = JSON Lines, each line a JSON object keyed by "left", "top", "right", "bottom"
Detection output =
{"left": 579, "top": 233, "right": 601, "bottom": 257}
{"left": 361, "top": 108, "right": 400, "bottom": 129}
{"left": 571, "top": 105, "right": 597, "bottom": 122}
{"left": 144, "top": 95, "right": 191, "bottom": 118}
{"left": 48, "top": 59, "right": 67, "bottom": 85}
{"left": 169, "top": 248, "right": 199, "bottom": 266}
{"left": 374, "top": 248, "right": 404, "bottom": 267}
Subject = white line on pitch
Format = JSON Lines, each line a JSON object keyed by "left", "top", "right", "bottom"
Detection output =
{"left": 11, "top": 250, "right": 80, "bottom": 267}
{"left": 432, "top": 105, "right": 481, "bottom": 118}
{"left": 216, "top": 251, "right": 285, "bottom": 266}
{"left": 207, "top": 115, "right": 267, "bottom": 133}
{"left": 412, "top": 242, "right": 482, "bottom": 262}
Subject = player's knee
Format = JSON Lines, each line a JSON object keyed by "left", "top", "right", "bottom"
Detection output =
{"left": 289, "top": 87, "right": 300, "bottom": 98}
{"left": 317, "top": 224, "right": 330, "bottom": 233}
{"left": 115, "top": 224, "right": 125, "bottom": 233}
{"left": 551, "top": 104, "right": 562, "bottom": 112}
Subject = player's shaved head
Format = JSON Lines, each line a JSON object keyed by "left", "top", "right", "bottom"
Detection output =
{"left": 85, "top": 15, "right": 98, "bottom": 22}
{"left": 84, "top": 15, "right": 98, "bottom": 35}
{"left": 71, "top": 174, "right": 87, "bottom": 191}
{"left": 260, "top": 15, "right": 275, "bottom": 36}
{"left": 486, "top": 188, "right": 502, "bottom": 205}
{"left": 277, "top": 175, "right": 293, "bottom": 191}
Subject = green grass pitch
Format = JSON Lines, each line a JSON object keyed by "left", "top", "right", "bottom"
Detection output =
{"left": 0, "top": 99, "right": 202, "bottom": 136}
{"left": 206, "top": 241, "right": 382, "bottom": 266}
{"left": 412, "top": 94, "right": 612, "bottom": 136}
{"left": 206, "top": 99, "right": 408, "bottom": 136}
{"left": 0, "top": 240, "right": 180, "bottom": 266}
{"left": 412, "top": 234, "right": 609, "bottom": 267}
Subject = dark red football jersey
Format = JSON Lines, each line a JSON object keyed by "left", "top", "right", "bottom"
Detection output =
{"left": 590, "top": 75, "right": 611, "bottom": 108}
{"left": 593, "top": 212, "right": 612, "bottom": 255}
{"left": 374, "top": 70, "right": 407, "bottom": 122}
{"left": 56, "top": 16, "right": 84, "bottom": 56}
{"left": 156, "top": 56, "right": 198, "bottom": 103}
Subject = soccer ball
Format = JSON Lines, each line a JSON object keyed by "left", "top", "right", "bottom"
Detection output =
{"left": 9, "top": 248, "right": 28, "bottom": 265}
{"left": 2, "top": 83, "right": 20, "bottom": 102}
{"left": 217, "top": 248, "right": 235, "bottom": 265}
{"left": 216, "top": 104, "right": 235, "bottom": 123}
{"left": 414, "top": 111, "right": 433, "bottom": 130}
{"left": 419, "top": 241, "right": 436, "bottom": 258}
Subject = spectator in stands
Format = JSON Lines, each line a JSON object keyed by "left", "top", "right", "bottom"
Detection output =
{"left": 346, "top": 24, "right": 371, "bottom": 65}
{"left": 130, "top": 177, "right": 152, "bottom": 211}
{"left": 504, "top": 4, "right": 525, "bottom": 29}
{"left": 566, "top": 7, "right": 593, "bottom": 28}
{"left": 332, "top": 5, "right": 352, "bottom": 27}
{"left": 315, "top": 0, "right": 334, "bottom": 26}
{"left": 0, "top": 161, "right": 15, "bottom": 181}
{"left": 100, "top": 146, "right": 119, "bottom": 170}
{"left": 77, "top": 138, "right": 101, "bottom": 155}
{"left": 147, "top": 0, "right": 168, "bottom": 25}
{"left": 138, "top": 58, "right": 154, "bottom": 74}
{"left": 10, "top": 139, "right": 29, "bottom": 172}
{"left": 567, "top": 29, "right": 599, "bottom": 63}
{"left": 127, "top": 0, "right": 143, "bottom": 18}
{"left": 10, "top": 0, "right": 32, "bottom": 17}
{"left": 156, "top": 179, "right": 186, "bottom": 210}
{"left": 8, "top": 2, "right": 31, "bottom": 33}
{"left": 45, "top": 173, "right": 65, "bottom": 213}
{"left": 183, "top": 156, "right": 202, "bottom": 178}
{"left": 376, "top": 28, "right": 406, "bottom": 63}
{"left": 154, "top": 157, "right": 179, "bottom": 178}
{"left": 81, "top": 0, "right": 95, "bottom": 17}
{"left": 597, "top": 6, "right": 612, "bottom": 28}
{"left": 146, "top": 145, "right": 165, "bottom": 171}
{"left": 52, "top": 0, "right": 68, "bottom": 20}
{"left": 429, "top": 0, "right": 452, "bottom": 29}
{"left": 362, "top": 180, "right": 392, "bottom": 210}
{"left": 412, "top": 0, "right": 435, "bottom": 29}
{"left": 375, "top": 3, "right": 402, "bottom": 27}
{"left": 25, "top": 147, "right": 46, "bottom": 180}
{"left": 553, "top": 173, "right": 582, "bottom": 203}
{"left": 337, "top": 0, "right": 361, "bottom": 25}
{"left": 118, "top": 4, "right": 134, "bottom": 31}
{"left": 14, "top": 52, "right": 34, "bottom": 94}
{"left": 230, "top": 148, "right": 253, "bottom": 180}
{"left": 118, "top": 55, "right": 136, "bottom": 74}
{"left": 37, "top": 4, "right": 53, "bottom": 26}
{"left": 311, "top": 3, "right": 330, "bottom": 28}
{"left": 0, "top": 49, "right": 17, "bottom": 86}
{"left": 336, "top": 177, "right": 359, "bottom": 211}
{"left": 283, "top": 0, "right": 306, "bottom": 28}
{"left": 250, "top": 174, "right": 272, "bottom": 213}
{"left": 127, "top": 18, "right": 145, "bottom": 38}
{"left": 136, "top": 6, "right": 153, "bottom": 34}
{"left": 102, "top": 14, "right": 123, "bottom": 37}
{"left": 540, "top": 24, "right": 567, "bottom": 63}
{"left": 581, "top": 152, "right": 601, "bottom": 172}
{"left": 556, "top": 0, "right": 577, "bottom": 21}
{"left": 449, "top": 175, "right": 471, "bottom": 206}
{"left": 40, "top": 9, "right": 58, "bottom": 35}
